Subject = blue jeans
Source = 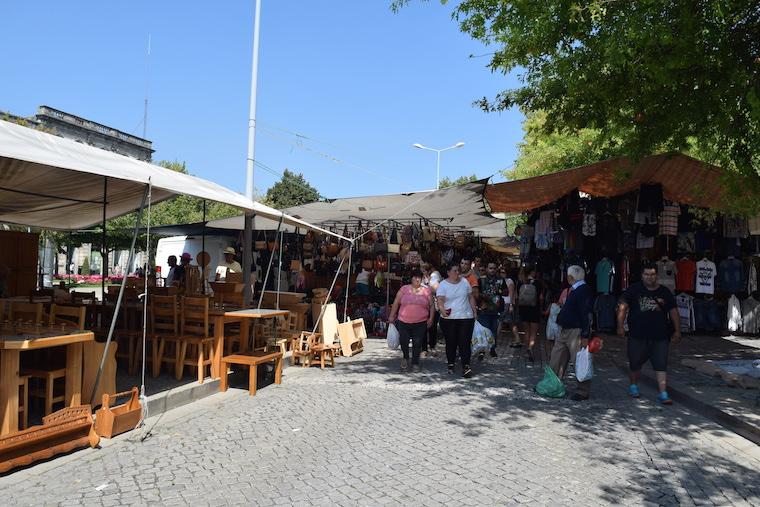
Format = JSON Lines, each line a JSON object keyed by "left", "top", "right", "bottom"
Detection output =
{"left": 694, "top": 298, "right": 721, "bottom": 331}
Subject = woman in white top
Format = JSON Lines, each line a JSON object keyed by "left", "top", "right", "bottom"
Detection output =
{"left": 436, "top": 261, "right": 478, "bottom": 378}
{"left": 421, "top": 262, "right": 442, "bottom": 356}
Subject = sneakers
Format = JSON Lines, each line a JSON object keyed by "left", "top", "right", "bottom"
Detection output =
{"left": 400, "top": 359, "right": 408, "bottom": 371}
{"left": 463, "top": 365, "right": 472, "bottom": 378}
{"left": 657, "top": 391, "right": 673, "bottom": 405}
{"left": 477, "top": 351, "right": 485, "bottom": 362}
{"left": 628, "top": 384, "right": 641, "bottom": 398}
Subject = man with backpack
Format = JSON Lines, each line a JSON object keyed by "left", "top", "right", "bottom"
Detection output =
{"left": 517, "top": 265, "right": 542, "bottom": 362}
{"left": 550, "top": 265, "right": 594, "bottom": 401}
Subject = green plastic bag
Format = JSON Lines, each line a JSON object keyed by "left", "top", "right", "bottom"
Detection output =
{"left": 535, "top": 366, "right": 566, "bottom": 398}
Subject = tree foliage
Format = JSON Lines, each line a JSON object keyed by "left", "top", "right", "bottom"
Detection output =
{"left": 393, "top": 0, "right": 760, "bottom": 183}
{"left": 438, "top": 174, "right": 478, "bottom": 188}
{"left": 262, "top": 169, "right": 320, "bottom": 209}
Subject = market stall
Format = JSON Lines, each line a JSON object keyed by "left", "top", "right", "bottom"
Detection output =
{"left": 485, "top": 153, "right": 760, "bottom": 336}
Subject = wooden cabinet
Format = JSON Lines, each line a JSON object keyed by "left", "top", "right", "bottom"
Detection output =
{"left": 0, "top": 231, "right": 39, "bottom": 297}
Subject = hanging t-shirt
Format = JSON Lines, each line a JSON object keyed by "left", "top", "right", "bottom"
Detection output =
{"left": 695, "top": 259, "right": 717, "bottom": 294}
{"left": 675, "top": 293, "right": 695, "bottom": 332}
{"left": 727, "top": 295, "right": 742, "bottom": 332}
{"left": 675, "top": 259, "right": 696, "bottom": 292}
{"left": 595, "top": 258, "right": 614, "bottom": 294}
{"left": 636, "top": 232, "right": 654, "bottom": 250}
{"left": 582, "top": 213, "right": 597, "bottom": 237}
{"left": 658, "top": 201, "right": 680, "bottom": 236}
{"left": 656, "top": 259, "right": 677, "bottom": 293}
{"left": 749, "top": 215, "right": 760, "bottom": 236}
{"left": 436, "top": 279, "right": 473, "bottom": 320}
{"left": 677, "top": 232, "right": 696, "bottom": 253}
{"left": 723, "top": 216, "right": 749, "bottom": 239}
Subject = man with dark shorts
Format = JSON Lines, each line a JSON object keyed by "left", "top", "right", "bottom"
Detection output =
{"left": 617, "top": 263, "right": 682, "bottom": 404}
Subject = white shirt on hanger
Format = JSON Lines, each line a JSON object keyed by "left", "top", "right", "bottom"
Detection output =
{"left": 696, "top": 259, "right": 717, "bottom": 295}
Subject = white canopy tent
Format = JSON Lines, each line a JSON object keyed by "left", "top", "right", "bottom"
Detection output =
{"left": 0, "top": 119, "right": 350, "bottom": 237}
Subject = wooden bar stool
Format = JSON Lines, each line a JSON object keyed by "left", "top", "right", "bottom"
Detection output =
{"left": 176, "top": 297, "right": 215, "bottom": 383}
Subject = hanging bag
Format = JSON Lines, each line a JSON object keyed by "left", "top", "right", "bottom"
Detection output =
{"left": 387, "top": 323, "right": 400, "bottom": 350}
{"left": 575, "top": 347, "right": 594, "bottom": 382}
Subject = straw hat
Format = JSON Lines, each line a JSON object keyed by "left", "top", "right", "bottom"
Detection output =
{"left": 223, "top": 247, "right": 236, "bottom": 255}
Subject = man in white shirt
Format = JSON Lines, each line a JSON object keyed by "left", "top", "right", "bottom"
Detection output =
{"left": 215, "top": 247, "right": 243, "bottom": 281}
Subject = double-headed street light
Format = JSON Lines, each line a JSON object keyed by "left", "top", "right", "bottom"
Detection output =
{"left": 412, "top": 142, "right": 465, "bottom": 190}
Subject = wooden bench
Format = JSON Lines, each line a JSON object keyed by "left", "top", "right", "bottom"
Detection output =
{"left": 219, "top": 351, "right": 283, "bottom": 396}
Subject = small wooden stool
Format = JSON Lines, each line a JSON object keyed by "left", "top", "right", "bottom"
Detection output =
{"left": 220, "top": 351, "right": 283, "bottom": 396}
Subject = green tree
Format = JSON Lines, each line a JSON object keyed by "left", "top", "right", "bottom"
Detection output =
{"left": 393, "top": 0, "right": 760, "bottom": 184}
{"left": 262, "top": 169, "right": 320, "bottom": 209}
{"left": 508, "top": 111, "right": 625, "bottom": 180}
{"left": 438, "top": 174, "right": 478, "bottom": 188}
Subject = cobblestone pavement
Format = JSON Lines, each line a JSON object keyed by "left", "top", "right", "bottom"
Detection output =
{"left": 4, "top": 340, "right": 760, "bottom": 506}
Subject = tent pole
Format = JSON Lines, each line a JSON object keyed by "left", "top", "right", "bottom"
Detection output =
{"left": 90, "top": 183, "right": 150, "bottom": 406}
{"left": 243, "top": 213, "right": 253, "bottom": 306}
{"left": 258, "top": 215, "right": 284, "bottom": 309}
{"left": 276, "top": 228, "right": 284, "bottom": 310}
{"left": 311, "top": 254, "right": 348, "bottom": 335}
{"left": 202, "top": 200, "right": 206, "bottom": 294}
{"left": 386, "top": 249, "right": 390, "bottom": 309}
{"left": 139, "top": 181, "right": 152, "bottom": 424}
{"left": 343, "top": 239, "right": 353, "bottom": 322}
{"left": 101, "top": 177, "right": 108, "bottom": 301}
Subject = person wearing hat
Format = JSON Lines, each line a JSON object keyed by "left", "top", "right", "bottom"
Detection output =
{"left": 215, "top": 246, "right": 243, "bottom": 281}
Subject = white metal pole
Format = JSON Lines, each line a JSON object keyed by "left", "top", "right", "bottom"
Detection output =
{"left": 436, "top": 150, "right": 441, "bottom": 190}
{"left": 243, "top": 0, "right": 262, "bottom": 307}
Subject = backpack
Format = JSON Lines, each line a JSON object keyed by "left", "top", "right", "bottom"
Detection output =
{"left": 518, "top": 280, "right": 538, "bottom": 306}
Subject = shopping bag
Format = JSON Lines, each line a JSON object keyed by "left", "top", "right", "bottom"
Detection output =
{"left": 386, "top": 323, "right": 400, "bottom": 350}
{"left": 471, "top": 321, "right": 493, "bottom": 354}
{"left": 535, "top": 366, "right": 566, "bottom": 398}
{"left": 575, "top": 347, "right": 593, "bottom": 382}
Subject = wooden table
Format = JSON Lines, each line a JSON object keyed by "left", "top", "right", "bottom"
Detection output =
{"left": 0, "top": 326, "right": 94, "bottom": 436}
{"left": 211, "top": 308, "right": 290, "bottom": 380}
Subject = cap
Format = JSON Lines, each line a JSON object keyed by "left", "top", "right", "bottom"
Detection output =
{"left": 223, "top": 247, "right": 236, "bottom": 255}
{"left": 180, "top": 252, "right": 192, "bottom": 260}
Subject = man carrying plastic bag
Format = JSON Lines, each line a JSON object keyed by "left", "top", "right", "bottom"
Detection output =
{"left": 548, "top": 265, "right": 595, "bottom": 401}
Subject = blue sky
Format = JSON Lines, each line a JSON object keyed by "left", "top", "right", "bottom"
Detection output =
{"left": 1, "top": 1, "right": 524, "bottom": 199}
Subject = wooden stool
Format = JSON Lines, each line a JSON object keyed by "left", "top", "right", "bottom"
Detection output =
{"left": 311, "top": 343, "right": 336, "bottom": 369}
{"left": 219, "top": 351, "right": 283, "bottom": 396}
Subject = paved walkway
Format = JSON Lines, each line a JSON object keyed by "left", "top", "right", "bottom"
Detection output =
{"left": 3, "top": 340, "right": 760, "bottom": 506}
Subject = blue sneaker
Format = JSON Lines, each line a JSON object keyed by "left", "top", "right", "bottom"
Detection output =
{"left": 657, "top": 391, "right": 673, "bottom": 405}
{"left": 628, "top": 384, "right": 640, "bottom": 398}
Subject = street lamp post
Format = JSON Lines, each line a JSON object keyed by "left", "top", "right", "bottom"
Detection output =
{"left": 412, "top": 142, "right": 465, "bottom": 190}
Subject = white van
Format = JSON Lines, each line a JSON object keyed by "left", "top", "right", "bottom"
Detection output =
{"left": 155, "top": 234, "right": 238, "bottom": 283}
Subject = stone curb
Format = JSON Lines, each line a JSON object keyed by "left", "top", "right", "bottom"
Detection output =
{"left": 608, "top": 354, "right": 760, "bottom": 447}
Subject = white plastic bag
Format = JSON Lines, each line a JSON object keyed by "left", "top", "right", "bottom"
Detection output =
{"left": 471, "top": 321, "right": 493, "bottom": 355}
{"left": 387, "top": 323, "right": 400, "bottom": 350}
{"left": 575, "top": 347, "right": 593, "bottom": 382}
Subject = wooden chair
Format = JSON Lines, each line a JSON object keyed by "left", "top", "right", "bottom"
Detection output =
{"left": 176, "top": 297, "right": 215, "bottom": 383}
{"left": 290, "top": 331, "right": 334, "bottom": 368}
{"left": 29, "top": 288, "right": 54, "bottom": 303}
{"left": 49, "top": 304, "right": 86, "bottom": 330}
{"left": 8, "top": 302, "right": 44, "bottom": 325}
{"left": 150, "top": 295, "right": 180, "bottom": 378}
{"left": 17, "top": 376, "right": 29, "bottom": 430}
{"left": 107, "top": 285, "right": 139, "bottom": 300}
{"left": 148, "top": 286, "right": 178, "bottom": 297}
{"left": 23, "top": 304, "right": 87, "bottom": 417}
{"left": 70, "top": 291, "right": 96, "bottom": 305}
{"left": 100, "top": 292, "right": 141, "bottom": 374}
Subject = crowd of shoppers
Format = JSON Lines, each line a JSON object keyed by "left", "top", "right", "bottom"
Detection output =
{"left": 388, "top": 256, "right": 681, "bottom": 405}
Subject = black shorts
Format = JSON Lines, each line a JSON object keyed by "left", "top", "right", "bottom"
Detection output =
{"left": 518, "top": 305, "right": 541, "bottom": 324}
{"left": 627, "top": 337, "right": 670, "bottom": 372}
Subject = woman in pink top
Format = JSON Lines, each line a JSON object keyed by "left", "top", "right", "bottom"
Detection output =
{"left": 388, "top": 269, "right": 435, "bottom": 371}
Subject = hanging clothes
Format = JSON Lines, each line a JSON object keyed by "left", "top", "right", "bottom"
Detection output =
{"left": 727, "top": 295, "right": 742, "bottom": 332}
{"left": 582, "top": 212, "right": 597, "bottom": 237}
{"left": 723, "top": 216, "right": 750, "bottom": 239}
{"left": 658, "top": 201, "right": 680, "bottom": 236}
{"left": 594, "top": 258, "right": 614, "bottom": 294}
{"left": 717, "top": 257, "right": 744, "bottom": 294}
{"left": 696, "top": 259, "right": 717, "bottom": 295}
{"left": 656, "top": 259, "right": 677, "bottom": 293}
{"left": 675, "top": 293, "right": 695, "bottom": 333}
{"left": 675, "top": 258, "right": 696, "bottom": 292}
{"left": 748, "top": 260, "right": 758, "bottom": 295}
{"left": 594, "top": 294, "right": 617, "bottom": 332}
{"left": 741, "top": 296, "right": 760, "bottom": 334}
{"left": 534, "top": 210, "right": 554, "bottom": 250}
